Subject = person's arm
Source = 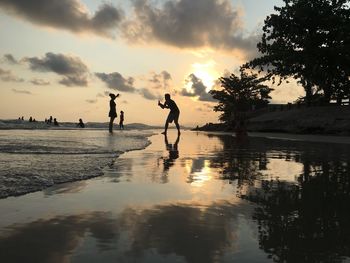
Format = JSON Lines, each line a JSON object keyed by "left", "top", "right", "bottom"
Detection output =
{"left": 158, "top": 100, "right": 165, "bottom": 109}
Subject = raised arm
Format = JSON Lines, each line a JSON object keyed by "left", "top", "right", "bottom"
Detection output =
{"left": 158, "top": 100, "right": 169, "bottom": 109}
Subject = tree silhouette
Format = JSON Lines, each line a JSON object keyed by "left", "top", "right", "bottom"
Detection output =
{"left": 210, "top": 68, "right": 272, "bottom": 126}
{"left": 246, "top": 0, "right": 350, "bottom": 105}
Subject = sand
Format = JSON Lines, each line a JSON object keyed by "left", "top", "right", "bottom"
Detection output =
{"left": 0, "top": 130, "right": 349, "bottom": 263}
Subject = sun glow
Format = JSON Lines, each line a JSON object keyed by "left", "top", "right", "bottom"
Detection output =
{"left": 191, "top": 61, "right": 219, "bottom": 90}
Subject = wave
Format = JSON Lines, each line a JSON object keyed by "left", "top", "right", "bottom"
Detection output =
{"left": 0, "top": 119, "right": 163, "bottom": 130}
{"left": 0, "top": 129, "right": 153, "bottom": 199}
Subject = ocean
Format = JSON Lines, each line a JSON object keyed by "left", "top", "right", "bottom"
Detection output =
{"left": 0, "top": 129, "right": 152, "bottom": 198}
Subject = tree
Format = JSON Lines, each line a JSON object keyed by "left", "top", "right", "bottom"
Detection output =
{"left": 210, "top": 68, "right": 273, "bottom": 125}
{"left": 246, "top": 0, "right": 350, "bottom": 105}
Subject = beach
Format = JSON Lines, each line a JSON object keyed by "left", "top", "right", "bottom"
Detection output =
{"left": 0, "top": 130, "right": 350, "bottom": 262}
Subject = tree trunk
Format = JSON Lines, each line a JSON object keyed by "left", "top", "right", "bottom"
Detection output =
{"left": 305, "top": 82, "right": 312, "bottom": 106}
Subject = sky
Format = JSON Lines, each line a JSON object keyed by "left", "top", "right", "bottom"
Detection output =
{"left": 0, "top": 0, "right": 304, "bottom": 126}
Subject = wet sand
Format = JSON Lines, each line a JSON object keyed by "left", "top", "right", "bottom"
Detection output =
{"left": 1, "top": 130, "right": 350, "bottom": 262}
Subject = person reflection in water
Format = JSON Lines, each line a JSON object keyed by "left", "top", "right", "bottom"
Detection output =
{"left": 108, "top": 93, "right": 119, "bottom": 133}
{"left": 163, "top": 133, "right": 180, "bottom": 172}
{"left": 158, "top": 93, "right": 180, "bottom": 135}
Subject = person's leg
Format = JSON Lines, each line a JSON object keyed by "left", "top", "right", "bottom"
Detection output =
{"left": 162, "top": 120, "right": 169, "bottom": 135}
{"left": 162, "top": 113, "right": 172, "bottom": 134}
{"left": 175, "top": 121, "right": 180, "bottom": 134}
{"left": 109, "top": 117, "right": 115, "bottom": 133}
{"left": 174, "top": 113, "right": 180, "bottom": 134}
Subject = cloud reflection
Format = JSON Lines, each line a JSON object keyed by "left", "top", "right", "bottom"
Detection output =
{"left": 0, "top": 202, "right": 254, "bottom": 263}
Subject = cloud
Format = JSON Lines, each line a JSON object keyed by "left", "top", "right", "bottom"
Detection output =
{"left": 2, "top": 54, "right": 19, "bottom": 64}
{"left": 181, "top": 74, "right": 216, "bottom": 102}
{"left": 85, "top": 99, "right": 97, "bottom": 104}
{"left": 0, "top": 0, "right": 123, "bottom": 37}
{"left": 24, "top": 52, "right": 89, "bottom": 87}
{"left": 138, "top": 88, "right": 159, "bottom": 100}
{"left": 148, "top": 70, "right": 172, "bottom": 89}
{"left": 121, "top": 0, "right": 259, "bottom": 56}
{"left": 95, "top": 72, "right": 136, "bottom": 93}
{"left": 0, "top": 67, "right": 24, "bottom": 82}
{"left": 96, "top": 93, "right": 105, "bottom": 98}
{"left": 12, "top": 88, "right": 32, "bottom": 94}
{"left": 30, "top": 78, "right": 50, "bottom": 86}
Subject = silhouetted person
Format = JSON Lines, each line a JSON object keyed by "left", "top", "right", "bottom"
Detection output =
{"left": 49, "top": 116, "right": 53, "bottom": 123}
{"left": 77, "top": 118, "right": 85, "bottom": 128}
{"left": 119, "top": 111, "right": 124, "bottom": 130}
{"left": 158, "top": 93, "right": 180, "bottom": 135}
{"left": 53, "top": 118, "right": 59, "bottom": 126}
{"left": 21, "top": 116, "right": 24, "bottom": 120}
{"left": 29, "top": 116, "right": 33, "bottom": 122}
{"left": 108, "top": 93, "right": 119, "bottom": 133}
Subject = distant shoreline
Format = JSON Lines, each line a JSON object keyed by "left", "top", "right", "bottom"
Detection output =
{"left": 194, "top": 106, "right": 350, "bottom": 137}
{"left": 194, "top": 130, "right": 350, "bottom": 145}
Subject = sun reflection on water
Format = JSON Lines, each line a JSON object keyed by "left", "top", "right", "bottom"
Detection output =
{"left": 191, "top": 160, "right": 213, "bottom": 187}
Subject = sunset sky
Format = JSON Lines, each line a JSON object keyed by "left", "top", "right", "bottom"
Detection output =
{"left": 0, "top": 0, "right": 304, "bottom": 126}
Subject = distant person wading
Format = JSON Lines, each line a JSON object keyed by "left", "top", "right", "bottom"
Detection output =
{"left": 108, "top": 93, "right": 119, "bottom": 133}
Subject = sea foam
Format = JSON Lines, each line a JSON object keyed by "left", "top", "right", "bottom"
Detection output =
{"left": 0, "top": 129, "right": 152, "bottom": 198}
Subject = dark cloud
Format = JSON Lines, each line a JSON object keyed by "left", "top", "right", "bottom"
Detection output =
{"left": 138, "top": 88, "right": 159, "bottom": 100}
{"left": 12, "top": 88, "right": 32, "bottom": 95}
{"left": 30, "top": 78, "right": 50, "bottom": 86}
{"left": 85, "top": 99, "right": 97, "bottom": 104}
{"left": 181, "top": 74, "right": 216, "bottom": 102}
{"left": 0, "top": 0, "right": 123, "bottom": 37}
{"left": 0, "top": 67, "right": 24, "bottom": 82}
{"left": 122, "top": 0, "right": 259, "bottom": 56}
{"left": 95, "top": 72, "right": 136, "bottom": 93}
{"left": 148, "top": 70, "right": 172, "bottom": 89}
{"left": 24, "top": 52, "right": 89, "bottom": 87}
{"left": 2, "top": 54, "right": 19, "bottom": 64}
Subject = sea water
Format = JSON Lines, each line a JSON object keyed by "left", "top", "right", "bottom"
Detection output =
{"left": 0, "top": 129, "right": 152, "bottom": 198}
{"left": 1, "top": 131, "right": 350, "bottom": 262}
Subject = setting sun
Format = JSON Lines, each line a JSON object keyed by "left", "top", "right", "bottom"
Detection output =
{"left": 191, "top": 61, "right": 219, "bottom": 90}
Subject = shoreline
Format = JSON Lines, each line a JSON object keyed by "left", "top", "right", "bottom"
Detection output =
{"left": 1, "top": 131, "right": 349, "bottom": 262}
{"left": 194, "top": 130, "right": 350, "bottom": 145}
{"left": 0, "top": 129, "right": 154, "bottom": 199}
{"left": 195, "top": 106, "right": 350, "bottom": 136}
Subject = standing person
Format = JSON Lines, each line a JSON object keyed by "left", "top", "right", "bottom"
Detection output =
{"left": 158, "top": 93, "right": 180, "bottom": 135}
{"left": 119, "top": 111, "right": 124, "bottom": 130}
{"left": 108, "top": 93, "right": 119, "bottom": 133}
{"left": 77, "top": 118, "right": 85, "bottom": 128}
{"left": 53, "top": 118, "right": 59, "bottom": 126}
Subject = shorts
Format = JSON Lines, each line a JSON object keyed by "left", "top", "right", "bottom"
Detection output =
{"left": 109, "top": 111, "right": 117, "bottom": 118}
{"left": 166, "top": 111, "right": 179, "bottom": 123}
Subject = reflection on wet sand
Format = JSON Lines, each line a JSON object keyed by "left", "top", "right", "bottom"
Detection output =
{"left": 0, "top": 212, "right": 119, "bottom": 263}
{"left": 0, "top": 202, "right": 254, "bottom": 263}
{"left": 210, "top": 134, "right": 350, "bottom": 262}
{"left": 1, "top": 131, "right": 350, "bottom": 262}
